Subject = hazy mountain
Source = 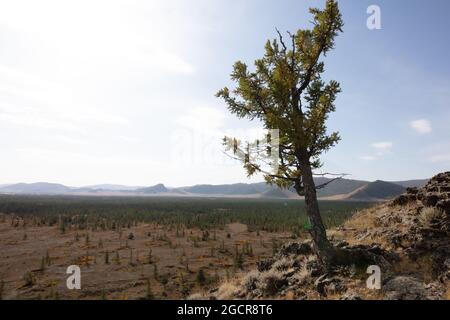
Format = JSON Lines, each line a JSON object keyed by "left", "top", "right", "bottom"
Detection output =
{"left": 84, "top": 184, "right": 143, "bottom": 191}
{"left": 260, "top": 188, "right": 297, "bottom": 199}
{"left": 346, "top": 180, "right": 406, "bottom": 201}
{"left": 391, "top": 179, "right": 428, "bottom": 188}
{"left": 0, "top": 178, "right": 426, "bottom": 200}
{"left": 179, "top": 182, "right": 269, "bottom": 195}
{"left": 0, "top": 182, "right": 72, "bottom": 194}
{"left": 314, "top": 177, "right": 368, "bottom": 197}
{"left": 136, "top": 183, "right": 168, "bottom": 194}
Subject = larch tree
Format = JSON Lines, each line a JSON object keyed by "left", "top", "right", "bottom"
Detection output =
{"left": 216, "top": 0, "right": 344, "bottom": 264}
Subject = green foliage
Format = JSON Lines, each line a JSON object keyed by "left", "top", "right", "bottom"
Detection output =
{"left": 104, "top": 250, "right": 109, "bottom": 264}
{"left": 234, "top": 252, "right": 244, "bottom": 270}
{"left": 0, "top": 195, "right": 371, "bottom": 233}
{"left": 0, "top": 279, "right": 4, "bottom": 300}
{"left": 146, "top": 278, "right": 154, "bottom": 300}
{"left": 216, "top": 0, "right": 343, "bottom": 192}
{"left": 23, "top": 271, "right": 36, "bottom": 287}
{"left": 196, "top": 269, "right": 207, "bottom": 286}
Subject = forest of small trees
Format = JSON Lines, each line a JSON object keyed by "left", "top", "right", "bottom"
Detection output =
{"left": 0, "top": 195, "right": 370, "bottom": 234}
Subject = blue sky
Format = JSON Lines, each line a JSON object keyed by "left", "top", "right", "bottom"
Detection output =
{"left": 0, "top": 0, "right": 449, "bottom": 186}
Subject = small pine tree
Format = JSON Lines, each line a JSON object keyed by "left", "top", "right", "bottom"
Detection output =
{"left": 196, "top": 269, "right": 207, "bottom": 286}
{"left": 234, "top": 253, "right": 244, "bottom": 270}
{"left": 153, "top": 264, "right": 158, "bottom": 280}
{"left": 23, "top": 272, "right": 36, "bottom": 287}
{"left": 148, "top": 249, "right": 153, "bottom": 264}
{"left": 40, "top": 256, "right": 46, "bottom": 271}
{"left": 146, "top": 278, "right": 154, "bottom": 300}
{"left": 115, "top": 251, "right": 121, "bottom": 265}
{"left": 45, "top": 250, "right": 51, "bottom": 266}
{"left": 0, "top": 280, "right": 4, "bottom": 300}
{"left": 105, "top": 251, "right": 110, "bottom": 264}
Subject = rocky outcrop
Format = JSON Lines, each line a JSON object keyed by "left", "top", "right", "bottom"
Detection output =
{"left": 383, "top": 276, "right": 444, "bottom": 300}
{"left": 392, "top": 171, "right": 450, "bottom": 215}
{"left": 195, "top": 172, "right": 450, "bottom": 300}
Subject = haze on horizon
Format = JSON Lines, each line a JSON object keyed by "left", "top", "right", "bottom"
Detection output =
{"left": 0, "top": 0, "right": 449, "bottom": 187}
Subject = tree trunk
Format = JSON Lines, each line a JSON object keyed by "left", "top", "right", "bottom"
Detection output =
{"left": 298, "top": 158, "right": 336, "bottom": 265}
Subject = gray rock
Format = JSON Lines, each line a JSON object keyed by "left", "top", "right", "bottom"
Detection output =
{"left": 383, "top": 276, "right": 442, "bottom": 300}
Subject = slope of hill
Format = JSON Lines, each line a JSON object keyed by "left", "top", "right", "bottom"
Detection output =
{"left": 391, "top": 179, "right": 428, "bottom": 188}
{"left": 179, "top": 182, "right": 268, "bottom": 195}
{"left": 136, "top": 183, "right": 168, "bottom": 194}
{"left": 199, "top": 172, "right": 449, "bottom": 300}
{"left": 0, "top": 182, "right": 71, "bottom": 194}
{"left": 346, "top": 180, "right": 406, "bottom": 201}
{"left": 260, "top": 188, "right": 297, "bottom": 199}
{"left": 0, "top": 178, "right": 426, "bottom": 199}
{"left": 85, "top": 184, "right": 143, "bottom": 191}
{"left": 315, "top": 178, "right": 368, "bottom": 197}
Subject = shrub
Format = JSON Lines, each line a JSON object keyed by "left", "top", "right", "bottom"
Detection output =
{"left": 146, "top": 278, "right": 154, "bottom": 300}
{"left": 216, "top": 281, "right": 239, "bottom": 300}
{"left": 419, "top": 207, "right": 443, "bottom": 227}
{"left": 242, "top": 270, "right": 260, "bottom": 291}
{"left": 0, "top": 280, "right": 4, "bottom": 300}
{"left": 259, "top": 270, "right": 287, "bottom": 296}
{"left": 272, "top": 257, "right": 295, "bottom": 272}
{"left": 196, "top": 269, "right": 207, "bottom": 286}
{"left": 23, "top": 271, "right": 36, "bottom": 287}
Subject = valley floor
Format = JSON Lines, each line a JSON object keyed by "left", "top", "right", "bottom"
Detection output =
{"left": 0, "top": 216, "right": 292, "bottom": 300}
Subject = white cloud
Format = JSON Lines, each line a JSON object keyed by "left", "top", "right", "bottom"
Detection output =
{"left": 176, "top": 106, "right": 226, "bottom": 134}
{"left": 371, "top": 141, "right": 393, "bottom": 151}
{"left": 360, "top": 141, "right": 393, "bottom": 161}
{"left": 429, "top": 153, "right": 450, "bottom": 163}
{"left": 409, "top": 119, "right": 432, "bottom": 134}
{"left": 360, "top": 155, "right": 376, "bottom": 161}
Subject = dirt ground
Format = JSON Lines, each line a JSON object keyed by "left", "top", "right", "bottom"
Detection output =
{"left": 0, "top": 216, "right": 294, "bottom": 300}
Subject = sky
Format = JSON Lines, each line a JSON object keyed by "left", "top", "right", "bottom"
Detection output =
{"left": 0, "top": 0, "right": 449, "bottom": 187}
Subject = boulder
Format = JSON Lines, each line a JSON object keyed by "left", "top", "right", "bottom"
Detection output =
{"left": 383, "top": 276, "right": 442, "bottom": 300}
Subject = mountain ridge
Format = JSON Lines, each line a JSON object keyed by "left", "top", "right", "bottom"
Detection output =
{"left": 0, "top": 178, "right": 428, "bottom": 201}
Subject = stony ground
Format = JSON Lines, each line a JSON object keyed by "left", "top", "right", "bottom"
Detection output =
{"left": 198, "top": 172, "right": 450, "bottom": 300}
{"left": 0, "top": 219, "right": 292, "bottom": 300}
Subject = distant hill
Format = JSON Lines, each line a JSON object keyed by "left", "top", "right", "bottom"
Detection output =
{"left": 179, "top": 183, "right": 268, "bottom": 195}
{"left": 346, "top": 180, "right": 406, "bottom": 201}
{"left": 0, "top": 182, "right": 71, "bottom": 194}
{"left": 260, "top": 188, "right": 297, "bottom": 199}
{"left": 0, "top": 177, "right": 425, "bottom": 200}
{"left": 85, "top": 184, "right": 142, "bottom": 191}
{"left": 136, "top": 184, "right": 168, "bottom": 194}
{"left": 314, "top": 177, "right": 368, "bottom": 197}
{"left": 391, "top": 179, "right": 428, "bottom": 188}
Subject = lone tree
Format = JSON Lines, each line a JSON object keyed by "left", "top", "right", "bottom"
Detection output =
{"left": 217, "top": 0, "right": 343, "bottom": 264}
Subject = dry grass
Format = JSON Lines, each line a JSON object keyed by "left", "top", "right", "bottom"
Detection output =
{"left": 419, "top": 207, "right": 443, "bottom": 227}
{"left": 0, "top": 216, "right": 293, "bottom": 300}
{"left": 216, "top": 281, "right": 240, "bottom": 300}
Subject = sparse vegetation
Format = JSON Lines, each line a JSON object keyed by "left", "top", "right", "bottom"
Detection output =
{"left": 419, "top": 207, "right": 443, "bottom": 227}
{"left": 23, "top": 272, "right": 36, "bottom": 287}
{"left": 0, "top": 280, "right": 4, "bottom": 300}
{"left": 0, "top": 194, "right": 375, "bottom": 300}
